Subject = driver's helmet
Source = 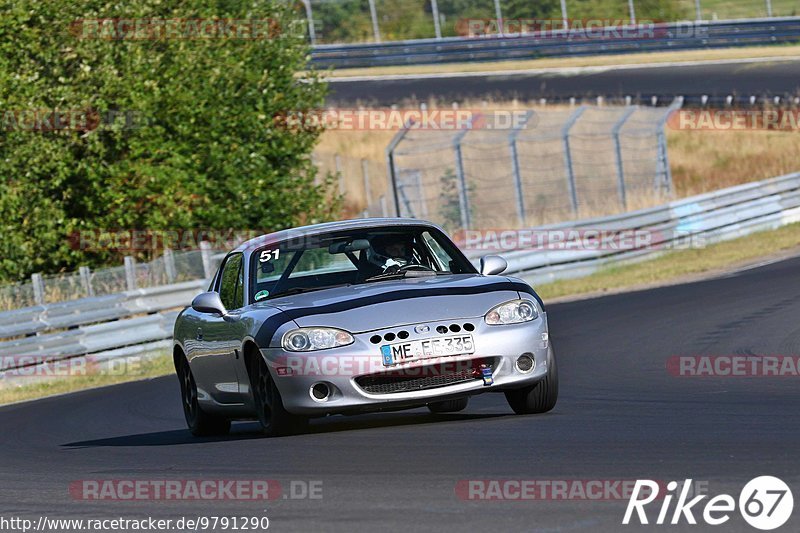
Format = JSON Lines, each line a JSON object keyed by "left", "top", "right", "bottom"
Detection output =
{"left": 367, "top": 234, "right": 415, "bottom": 272}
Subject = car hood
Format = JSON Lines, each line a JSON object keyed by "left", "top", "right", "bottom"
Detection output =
{"left": 259, "top": 274, "right": 526, "bottom": 333}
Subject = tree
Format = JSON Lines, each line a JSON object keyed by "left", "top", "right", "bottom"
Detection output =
{"left": 0, "top": 0, "right": 334, "bottom": 282}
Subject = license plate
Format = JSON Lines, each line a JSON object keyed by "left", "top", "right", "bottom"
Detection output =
{"left": 381, "top": 334, "right": 475, "bottom": 366}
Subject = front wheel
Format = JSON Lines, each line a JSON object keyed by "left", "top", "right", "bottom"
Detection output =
{"left": 177, "top": 356, "right": 231, "bottom": 436}
{"left": 504, "top": 350, "right": 559, "bottom": 414}
{"left": 250, "top": 354, "right": 308, "bottom": 437}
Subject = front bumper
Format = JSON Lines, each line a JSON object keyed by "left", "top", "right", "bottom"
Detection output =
{"left": 261, "top": 313, "right": 552, "bottom": 415}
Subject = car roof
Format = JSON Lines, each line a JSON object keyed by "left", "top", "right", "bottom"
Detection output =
{"left": 233, "top": 217, "right": 444, "bottom": 254}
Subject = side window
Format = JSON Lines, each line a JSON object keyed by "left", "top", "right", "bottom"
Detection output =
{"left": 218, "top": 253, "right": 243, "bottom": 310}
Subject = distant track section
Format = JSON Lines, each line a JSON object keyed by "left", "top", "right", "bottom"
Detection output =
{"left": 326, "top": 58, "right": 800, "bottom": 106}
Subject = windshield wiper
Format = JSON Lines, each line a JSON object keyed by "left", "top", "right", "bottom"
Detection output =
{"left": 363, "top": 270, "right": 440, "bottom": 283}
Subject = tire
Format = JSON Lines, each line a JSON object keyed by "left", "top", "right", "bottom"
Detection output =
{"left": 250, "top": 354, "right": 308, "bottom": 437}
{"left": 427, "top": 397, "right": 469, "bottom": 413}
{"left": 177, "top": 356, "right": 231, "bottom": 436}
{"left": 504, "top": 350, "right": 559, "bottom": 415}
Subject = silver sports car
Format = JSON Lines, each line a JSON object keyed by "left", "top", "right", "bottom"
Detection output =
{"left": 173, "top": 218, "right": 557, "bottom": 436}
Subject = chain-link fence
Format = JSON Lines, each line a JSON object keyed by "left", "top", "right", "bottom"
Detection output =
{"left": 301, "top": 0, "right": 798, "bottom": 44}
{"left": 313, "top": 103, "right": 677, "bottom": 231}
{"left": 0, "top": 247, "right": 223, "bottom": 311}
{"left": 385, "top": 104, "right": 677, "bottom": 231}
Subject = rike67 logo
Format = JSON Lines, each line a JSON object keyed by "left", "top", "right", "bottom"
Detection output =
{"left": 623, "top": 477, "right": 793, "bottom": 530}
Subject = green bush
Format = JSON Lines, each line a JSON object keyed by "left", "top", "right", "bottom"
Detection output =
{"left": 0, "top": 0, "right": 333, "bottom": 282}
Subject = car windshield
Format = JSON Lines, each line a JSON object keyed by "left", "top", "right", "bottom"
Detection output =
{"left": 249, "top": 226, "right": 475, "bottom": 302}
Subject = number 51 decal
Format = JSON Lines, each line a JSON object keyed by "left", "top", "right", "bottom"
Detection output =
{"left": 259, "top": 249, "right": 280, "bottom": 262}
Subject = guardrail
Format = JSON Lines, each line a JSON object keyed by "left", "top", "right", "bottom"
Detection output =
{"left": 0, "top": 280, "right": 205, "bottom": 374}
{"left": 2, "top": 171, "right": 800, "bottom": 382}
{"left": 489, "top": 171, "right": 800, "bottom": 285}
{"left": 311, "top": 17, "right": 800, "bottom": 68}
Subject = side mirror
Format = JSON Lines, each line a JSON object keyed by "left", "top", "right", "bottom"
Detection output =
{"left": 191, "top": 292, "right": 227, "bottom": 315}
{"left": 480, "top": 255, "right": 507, "bottom": 276}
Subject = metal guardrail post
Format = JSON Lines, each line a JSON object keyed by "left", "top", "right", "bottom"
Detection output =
{"left": 430, "top": 0, "right": 442, "bottom": 39}
{"left": 79, "top": 266, "right": 94, "bottom": 297}
{"left": 385, "top": 120, "right": 414, "bottom": 217}
{"left": 695, "top": 0, "right": 702, "bottom": 21}
{"left": 766, "top": 0, "right": 773, "bottom": 17}
{"left": 611, "top": 106, "right": 637, "bottom": 210}
{"left": 368, "top": 0, "right": 381, "bottom": 42}
{"left": 656, "top": 133, "right": 673, "bottom": 195}
{"left": 199, "top": 241, "right": 213, "bottom": 279}
{"left": 124, "top": 256, "right": 137, "bottom": 291}
{"left": 453, "top": 117, "right": 475, "bottom": 230}
{"left": 397, "top": 183, "right": 414, "bottom": 217}
{"left": 628, "top": 0, "right": 636, "bottom": 24}
{"left": 559, "top": 0, "right": 568, "bottom": 28}
{"left": 656, "top": 98, "right": 683, "bottom": 195}
{"left": 562, "top": 106, "right": 586, "bottom": 216}
{"left": 509, "top": 110, "right": 535, "bottom": 227}
{"left": 31, "top": 273, "right": 44, "bottom": 305}
{"left": 163, "top": 249, "right": 176, "bottom": 283}
{"left": 302, "top": 0, "right": 316, "bottom": 45}
{"left": 493, "top": 0, "right": 504, "bottom": 35}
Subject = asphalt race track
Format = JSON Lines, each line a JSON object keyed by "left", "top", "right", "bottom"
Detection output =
{"left": 326, "top": 58, "right": 800, "bottom": 106}
{"left": 2, "top": 255, "right": 800, "bottom": 532}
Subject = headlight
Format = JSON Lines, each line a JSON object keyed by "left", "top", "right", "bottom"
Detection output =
{"left": 282, "top": 327, "right": 354, "bottom": 352}
{"left": 485, "top": 299, "right": 538, "bottom": 325}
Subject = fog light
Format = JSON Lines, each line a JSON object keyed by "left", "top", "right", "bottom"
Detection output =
{"left": 516, "top": 354, "right": 535, "bottom": 373}
{"left": 310, "top": 382, "right": 331, "bottom": 402}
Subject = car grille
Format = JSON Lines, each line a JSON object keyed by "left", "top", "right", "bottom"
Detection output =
{"left": 355, "top": 359, "right": 493, "bottom": 395}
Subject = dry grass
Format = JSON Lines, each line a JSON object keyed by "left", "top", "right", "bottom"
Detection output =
{"left": 668, "top": 129, "right": 800, "bottom": 197}
{"left": 323, "top": 45, "right": 800, "bottom": 78}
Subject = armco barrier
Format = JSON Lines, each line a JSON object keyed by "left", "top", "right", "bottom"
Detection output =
{"left": 492, "top": 171, "right": 800, "bottom": 285}
{"left": 1, "top": 171, "right": 800, "bottom": 379}
{"left": 311, "top": 18, "right": 800, "bottom": 68}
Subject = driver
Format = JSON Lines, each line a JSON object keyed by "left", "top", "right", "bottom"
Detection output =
{"left": 367, "top": 234, "right": 416, "bottom": 273}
